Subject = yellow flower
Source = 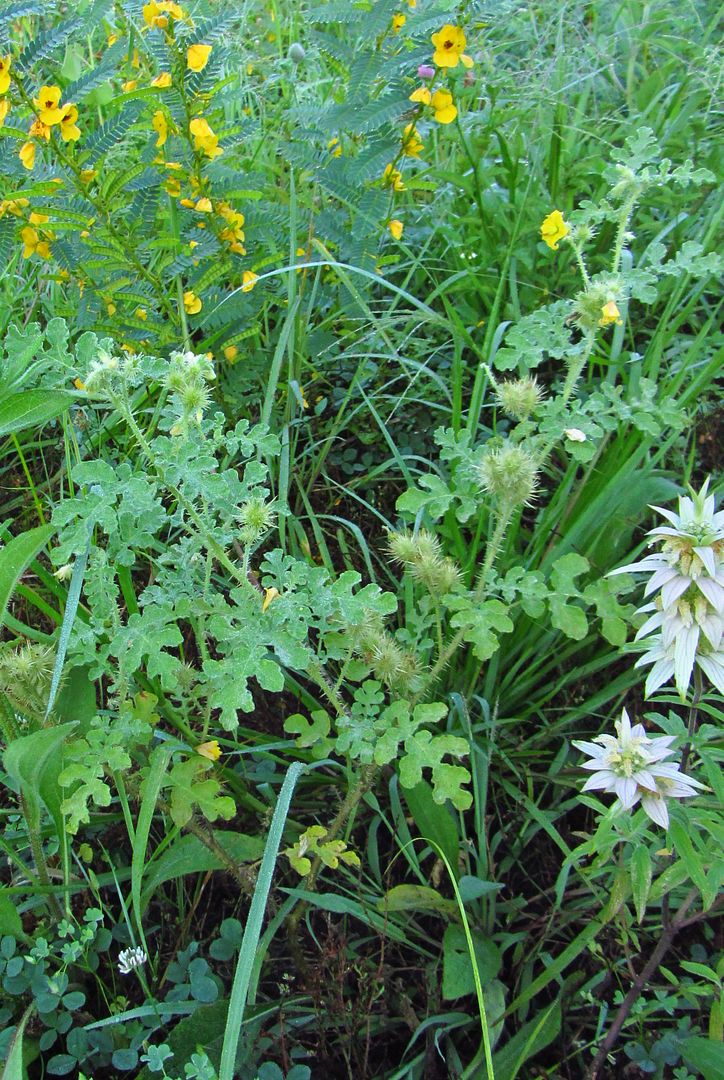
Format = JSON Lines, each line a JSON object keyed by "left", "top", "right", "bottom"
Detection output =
{"left": 143, "top": 0, "right": 185, "bottom": 29}
{"left": 183, "top": 289, "right": 202, "bottom": 314}
{"left": 401, "top": 123, "right": 423, "bottom": 157}
{"left": 241, "top": 270, "right": 258, "bottom": 293}
{"left": 223, "top": 344, "right": 238, "bottom": 362}
{"left": 391, "top": 13, "right": 406, "bottom": 33}
{"left": 19, "top": 140, "right": 36, "bottom": 170}
{"left": 0, "top": 197, "right": 28, "bottom": 217}
{"left": 262, "top": 586, "right": 280, "bottom": 612}
{"left": 189, "top": 117, "right": 222, "bottom": 159}
{"left": 382, "top": 163, "right": 405, "bottom": 191}
{"left": 80, "top": 168, "right": 97, "bottom": 184}
{"left": 196, "top": 740, "right": 222, "bottom": 761}
{"left": 29, "top": 211, "right": 49, "bottom": 226}
{"left": 408, "top": 0, "right": 416, "bottom": 6}
{"left": 59, "top": 103, "right": 80, "bottom": 142}
{"left": 151, "top": 72, "right": 172, "bottom": 87}
{"left": 327, "top": 136, "right": 342, "bottom": 157}
{"left": 409, "top": 86, "right": 431, "bottom": 105}
{"left": 540, "top": 210, "right": 569, "bottom": 251}
{"left": 122, "top": 79, "right": 138, "bottom": 92}
{"left": 34, "top": 85, "right": 64, "bottom": 126}
{"left": 187, "top": 44, "right": 212, "bottom": 72}
{"left": 195, "top": 196, "right": 212, "bottom": 212}
{"left": 21, "top": 226, "right": 51, "bottom": 260}
{"left": 152, "top": 110, "right": 168, "bottom": 147}
{"left": 107, "top": 32, "right": 118, "bottom": 46}
{"left": 431, "top": 89, "right": 457, "bottom": 124}
{"left": 106, "top": 301, "right": 117, "bottom": 316}
{"left": 0, "top": 55, "right": 11, "bottom": 95}
{"left": 431, "top": 24, "right": 473, "bottom": 69}
{"left": 0, "top": 98, "right": 9, "bottom": 126}
{"left": 599, "top": 300, "right": 622, "bottom": 327}
{"left": 29, "top": 119, "right": 51, "bottom": 140}
{"left": 164, "top": 177, "right": 181, "bottom": 196}
{"left": 388, "top": 219, "right": 403, "bottom": 240}
{"left": 135, "top": 307, "right": 147, "bottom": 320}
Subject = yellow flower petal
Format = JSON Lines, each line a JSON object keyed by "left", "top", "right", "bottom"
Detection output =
{"left": 187, "top": 44, "right": 212, "bottom": 72}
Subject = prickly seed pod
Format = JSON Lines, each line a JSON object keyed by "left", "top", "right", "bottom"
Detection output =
{"left": 348, "top": 608, "right": 387, "bottom": 653}
{"left": 476, "top": 444, "right": 539, "bottom": 508}
{"left": 238, "top": 495, "right": 276, "bottom": 538}
{"left": 386, "top": 528, "right": 441, "bottom": 567}
{"left": 0, "top": 643, "right": 58, "bottom": 720}
{"left": 410, "top": 555, "right": 461, "bottom": 594}
{"left": 495, "top": 377, "right": 543, "bottom": 422}
{"left": 179, "top": 382, "right": 210, "bottom": 420}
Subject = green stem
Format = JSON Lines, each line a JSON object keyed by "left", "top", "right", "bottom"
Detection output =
{"left": 21, "top": 795, "right": 63, "bottom": 919}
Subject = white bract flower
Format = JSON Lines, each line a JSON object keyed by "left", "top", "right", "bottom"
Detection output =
{"left": 573, "top": 708, "right": 704, "bottom": 828}
{"left": 117, "top": 946, "right": 147, "bottom": 974}
{"left": 610, "top": 479, "right": 724, "bottom": 698}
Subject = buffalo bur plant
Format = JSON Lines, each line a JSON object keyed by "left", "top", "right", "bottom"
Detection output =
{"left": 0, "top": 1, "right": 722, "bottom": 1078}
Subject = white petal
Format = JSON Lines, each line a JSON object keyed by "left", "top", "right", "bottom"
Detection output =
{"left": 636, "top": 611, "right": 664, "bottom": 640}
{"left": 696, "top": 577, "right": 724, "bottom": 614}
{"left": 582, "top": 771, "right": 616, "bottom": 793}
{"left": 661, "top": 575, "right": 691, "bottom": 610}
{"left": 572, "top": 740, "right": 607, "bottom": 759}
{"left": 696, "top": 654, "right": 724, "bottom": 695}
{"left": 674, "top": 625, "right": 699, "bottom": 697}
{"left": 644, "top": 658, "right": 675, "bottom": 696}
{"left": 693, "top": 546, "right": 717, "bottom": 577}
{"left": 641, "top": 792, "right": 669, "bottom": 828}
{"left": 615, "top": 776, "right": 638, "bottom": 807}
{"left": 649, "top": 505, "right": 680, "bottom": 526}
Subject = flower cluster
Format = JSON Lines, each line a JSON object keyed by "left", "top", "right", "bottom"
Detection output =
{"left": 18, "top": 84, "right": 81, "bottom": 170}
{"left": 573, "top": 708, "right": 704, "bottom": 828}
{"left": 610, "top": 479, "right": 724, "bottom": 698}
{"left": 117, "top": 946, "right": 147, "bottom": 974}
{"left": 381, "top": 23, "right": 474, "bottom": 201}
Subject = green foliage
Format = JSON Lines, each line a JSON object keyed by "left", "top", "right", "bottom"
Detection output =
{"left": 0, "top": 1, "right": 722, "bottom": 1077}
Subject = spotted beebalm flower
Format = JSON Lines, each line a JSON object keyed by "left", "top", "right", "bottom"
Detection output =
{"left": 573, "top": 708, "right": 704, "bottom": 828}
{"left": 118, "top": 946, "right": 147, "bottom": 974}
{"left": 610, "top": 479, "right": 724, "bottom": 698}
{"left": 540, "top": 210, "right": 569, "bottom": 250}
{"left": 431, "top": 25, "right": 473, "bottom": 69}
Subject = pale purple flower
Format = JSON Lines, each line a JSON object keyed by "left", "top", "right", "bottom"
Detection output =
{"left": 573, "top": 707, "right": 704, "bottom": 828}
{"left": 417, "top": 64, "right": 435, "bottom": 79}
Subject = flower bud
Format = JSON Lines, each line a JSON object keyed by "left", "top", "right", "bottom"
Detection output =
{"left": 288, "top": 42, "right": 305, "bottom": 63}
{"left": 417, "top": 64, "right": 435, "bottom": 79}
{"left": 476, "top": 445, "right": 539, "bottom": 507}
